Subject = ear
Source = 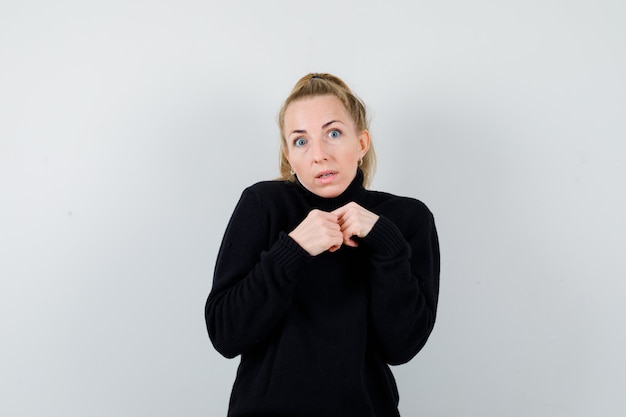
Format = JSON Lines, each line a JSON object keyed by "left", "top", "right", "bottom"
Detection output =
{"left": 358, "top": 130, "right": 371, "bottom": 158}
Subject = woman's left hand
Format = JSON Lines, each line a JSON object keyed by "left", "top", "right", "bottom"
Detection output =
{"left": 332, "top": 202, "right": 380, "bottom": 248}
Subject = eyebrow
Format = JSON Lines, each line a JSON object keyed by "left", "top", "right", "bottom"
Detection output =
{"left": 323, "top": 120, "right": 343, "bottom": 129}
{"left": 288, "top": 120, "right": 344, "bottom": 137}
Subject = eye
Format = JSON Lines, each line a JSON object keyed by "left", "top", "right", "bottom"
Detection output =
{"left": 328, "top": 129, "right": 341, "bottom": 139}
{"left": 293, "top": 138, "right": 307, "bottom": 147}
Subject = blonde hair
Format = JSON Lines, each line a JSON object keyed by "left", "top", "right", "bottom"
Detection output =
{"left": 277, "top": 73, "right": 376, "bottom": 187}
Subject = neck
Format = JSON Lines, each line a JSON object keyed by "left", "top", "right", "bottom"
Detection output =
{"left": 295, "top": 169, "right": 366, "bottom": 211}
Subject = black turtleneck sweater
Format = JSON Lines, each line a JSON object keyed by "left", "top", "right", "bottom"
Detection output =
{"left": 205, "top": 171, "right": 440, "bottom": 417}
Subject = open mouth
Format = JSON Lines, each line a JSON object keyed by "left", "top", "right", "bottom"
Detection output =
{"left": 318, "top": 172, "right": 335, "bottom": 179}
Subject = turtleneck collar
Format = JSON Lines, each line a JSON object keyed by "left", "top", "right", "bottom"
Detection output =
{"left": 294, "top": 169, "right": 367, "bottom": 211}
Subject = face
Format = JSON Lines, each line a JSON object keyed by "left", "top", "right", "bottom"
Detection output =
{"left": 283, "top": 95, "right": 370, "bottom": 198}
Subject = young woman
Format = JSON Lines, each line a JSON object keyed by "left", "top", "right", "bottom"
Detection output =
{"left": 205, "top": 73, "right": 440, "bottom": 417}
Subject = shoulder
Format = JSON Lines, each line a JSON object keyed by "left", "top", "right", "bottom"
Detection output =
{"left": 365, "top": 189, "right": 436, "bottom": 236}
{"left": 236, "top": 179, "right": 301, "bottom": 215}
{"left": 225, "top": 180, "right": 297, "bottom": 232}
{"left": 241, "top": 180, "right": 296, "bottom": 200}
{"left": 366, "top": 189, "right": 433, "bottom": 218}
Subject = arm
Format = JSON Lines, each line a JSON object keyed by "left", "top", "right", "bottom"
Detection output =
{"left": 205, "top": 188, "right": 310, "bottom": 358}
{"left": 362, "top": 205, "right": 440, "bottom": 365}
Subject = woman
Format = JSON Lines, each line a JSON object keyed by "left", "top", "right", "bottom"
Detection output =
{"left": 205, "top": 73, "right": 440, "bottom": 417}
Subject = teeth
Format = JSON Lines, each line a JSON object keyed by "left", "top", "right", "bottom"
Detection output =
{"left": 320, "top": 173, "right": 333, "bottom": 178}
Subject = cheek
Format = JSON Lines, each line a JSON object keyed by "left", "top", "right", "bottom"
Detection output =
{"left": 342, "top": 147, "right": 360, "bottom": 163}
{"left": 286, "top": 152, "right": 303, "bottom": 169}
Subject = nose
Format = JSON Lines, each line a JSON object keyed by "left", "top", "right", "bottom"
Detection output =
{"left": 311, "top": 138, "right": 328, "bottom": 163}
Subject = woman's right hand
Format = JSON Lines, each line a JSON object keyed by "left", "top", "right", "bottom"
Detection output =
{"left": 288, "top": 209, "right": 344, "bottom": 256}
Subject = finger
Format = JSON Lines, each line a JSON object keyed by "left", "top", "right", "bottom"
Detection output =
{"left": 327, "top": 230, "right": 345, "bottom": 252}
{"left": 331, "top": 205, "right": 346, "bottom": 217}
{"left": 343, "top": 237, "right": 358, "bottom": 247}
{"left": 328, "top": 244, "right": 342, "bottom": 252}
{"left": 324, "top": 219, "right": 342, "bottom": 234}
{"left": 338, "top": 216, "right": 359, "bottom": 237}
{"left": 341, "top": 225, "right": 360, "bottom": 246}
{"left": 331, "top": 204, "right": 353, "bottom": 221}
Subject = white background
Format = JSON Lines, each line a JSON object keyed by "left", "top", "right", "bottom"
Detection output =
{"left": 1, "top": 1, "right": 625, "bottom": 416}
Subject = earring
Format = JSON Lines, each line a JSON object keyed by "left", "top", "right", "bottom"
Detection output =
{"left": 290, "top": 169, "right": 295, "bottom": 175}
{"left": 358, "top": 157, "right": 363, "bottom": 167}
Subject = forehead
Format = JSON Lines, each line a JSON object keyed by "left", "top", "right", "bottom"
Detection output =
{"left": 284, "top": 95, "right": 353, "bottom": 129}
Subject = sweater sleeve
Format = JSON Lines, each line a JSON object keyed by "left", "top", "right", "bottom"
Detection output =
{"left": 362, "top": 203, "right": 440, "bottom": 365}
{"left": 205, "top": 187, "right": 310, "bottom": 358}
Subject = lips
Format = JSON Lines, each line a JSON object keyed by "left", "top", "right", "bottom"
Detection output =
{"left": 314, "top": 170, "right": 338, "bottom": 185}
{"left": 316, "top": 170, "right": 337, "bottom": 179}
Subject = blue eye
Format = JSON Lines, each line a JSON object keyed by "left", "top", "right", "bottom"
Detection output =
{"left": 328, "top": 129, "right": 341, "bottom": 139}
{"left": 294, "top": 138, "right": 307, "bottom": 147}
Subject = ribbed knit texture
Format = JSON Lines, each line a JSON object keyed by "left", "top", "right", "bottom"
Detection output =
{"left": 205, "top": 171, "right": 440, "bottom": 417}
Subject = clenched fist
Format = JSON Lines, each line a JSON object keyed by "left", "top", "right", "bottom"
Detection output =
{"left": 289, "top": 203, "right": 379, "bottom": 255}
{"left": 288, "top": 209, "right": 344, "bottom": 256}
{"left": 332, "top": 202, "right": 379, "bottom": 248}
